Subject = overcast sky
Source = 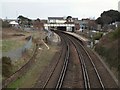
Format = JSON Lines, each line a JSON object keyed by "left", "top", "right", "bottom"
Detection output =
{"left": 0, "top": 0, "right": 120, "bottom": 20}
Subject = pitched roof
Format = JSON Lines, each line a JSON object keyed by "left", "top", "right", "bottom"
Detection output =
{"left": 48, "top": 17, "right": 64, "bottom": 20}
{"left": 48, "top": 17, "right": 79, "bottom": 21}
{"left": 73, "top": 18, "right": 78, "bottom": 20}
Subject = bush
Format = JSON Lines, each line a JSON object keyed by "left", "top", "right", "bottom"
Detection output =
{"left": 95, "top": 28, "right": 120, "bottom": 81}
{"left": 2, "top": 57, "right": 13, "bottom": 78}
{"left": 2, "top": 20, "right": 10, "bottom": 28}
{"left": 112, "top": 27, "right": 120, "bottom": 39}
{"left": 93, "top": 32, "right": 103, "bottom": 40}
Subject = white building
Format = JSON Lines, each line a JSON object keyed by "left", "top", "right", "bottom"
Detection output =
{"left": 79, "top": 19, "right": 89, "bottom": 31}
{"left": 44, "top": 17, "right": 78, "bottom": 31}
{"left": 48, "top": 17, "right": 78, "bottom": 24}
{"left": 9, "top": 21, "right": 19, "bottom": 27}
{"left": 48, "top": 17, "right": 66, "bottom": 24}
{"left": 44, "top": 23, "right": 75, "bottom": 31}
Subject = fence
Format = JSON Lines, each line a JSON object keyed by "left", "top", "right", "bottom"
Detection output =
{"left": 2, "top": 36, "right": 33, "bottom": 60}
{"left": 2, "top": 43, "right": 38, "bottom": 88}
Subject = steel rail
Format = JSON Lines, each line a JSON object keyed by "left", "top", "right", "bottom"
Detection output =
{"left": 41, "top": 35, "right": 65, "bottom": 89}
{"left": 65, "top": 35, "right": 91, "bottom": 90}
{"left": 66, "top": 33, "right": 105, "bottom": 90}
{"left": 41, "top": 32, "right": 70, "bottom": 89}
{"left": 48, "top": 31, "right": 105, "bottom": 89}
{"left": 55, "top": 42, "right": 70, "bottom": 89}
{"left": 75, "top": 37, "right": 105, "bottom": 90}
{"left": 42, "top": 47, "right": 63, "bottom": 89}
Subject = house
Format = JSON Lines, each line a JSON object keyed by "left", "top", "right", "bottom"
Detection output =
{"left": 72, "top": 18, "right": 79, "bottom": 23}
{"left": 48, "top": 17, "right": 66, "bottom": 24}
{"left": 41, "top": 20, "right": 47, "bottom": 24}
{"left": 102, "top": 22, "right": 120, "bottom": 32}
{"left": 114, "top": 22, "right": 120, "bottom": 28}
{"left": 79, "top": 19, "right": 89, "bottom": 31}
{"left": 33, "top": 19, "right": 44, "bottom": 30}
{"left": 9, "top": 21, "right": 19, "bottom": 27}
{"left": 79, "top": 18, "right": 101, "bottom": 31}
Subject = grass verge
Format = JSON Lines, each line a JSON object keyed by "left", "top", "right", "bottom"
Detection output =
{"left": 2, "top": 39, "right": 25, "bottom": 52}
{"left": 7, "top": 45, "right": 60, "bottom": 88}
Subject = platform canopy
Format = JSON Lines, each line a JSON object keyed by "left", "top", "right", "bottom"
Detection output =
{"left": 44, "top": 23, "right": 75, "bottom": 27}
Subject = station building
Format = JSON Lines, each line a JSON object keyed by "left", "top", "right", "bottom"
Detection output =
{"left": 44, "top": 16, "right": 79, "bottom": 32}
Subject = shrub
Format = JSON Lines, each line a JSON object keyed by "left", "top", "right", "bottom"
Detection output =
{"left": 2, "top": 20, "right": 10, "bottom": 28}
{"left": 93, "top": 32, "right": 103, "bottom": 40}
{"left": 95, "top": 28, "right": 120, "bottom": 81}
{"left": 2, "top": 57, "right": 13, "bottom": 78}
{"left": 112, "top": 27, "right": 120, "bottom": 39}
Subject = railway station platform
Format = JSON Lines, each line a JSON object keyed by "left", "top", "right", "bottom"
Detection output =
{"left": 64, "top": 31, "right": 89, "bottom": 42}
{"left": 63, "top": 31, "right": 90, "bottom": 46}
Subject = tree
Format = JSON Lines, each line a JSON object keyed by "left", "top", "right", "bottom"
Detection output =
{"left": 2, "top": 20, "right": 10, "bottom": 28}
{"left": 101, "top": 10, "right": 120, "bottom": 23}
{"left": 96, "top": 10, "right": 120, "bottom": 26}
{"left": 66, "top": 16, "right": 72, "bottom": 22}
{"left": 33, "top": 18, "right": 44, "bottom": 30}
{"left": 88, "top": 20, "right": 97, "bottom": 30}
{"left": 17, "top": 15, "right": 32, "bottom": 27}
{"left": 96, "top": 17, "right": 102, "bottom": 25}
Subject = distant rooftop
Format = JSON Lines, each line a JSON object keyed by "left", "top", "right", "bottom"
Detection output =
{"left": 48, "top": 17, "right": 64, "bottom": 20}
{"left": 72, "top": 18, "right": 78, "bottom": 21}
{"left": 48, "top": 17, "right": 78, "bottom": 21}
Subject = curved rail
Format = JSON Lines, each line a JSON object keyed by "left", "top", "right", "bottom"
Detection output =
{"left": 41, "top": 33, "right": 70, "bottom": 89}
{"left": 55, "top": 31, "right": 105, "bottom": 89}
{"left": 64, "top": 34, "right": 91, "bottom": 89}
{"left": 65, "top": 32, "right": 105, "bottom": 89}
{"left": 77, "top": 39, "right": 105, "bottom": 89}
{"left": 42, "top": 30, "right": 105, "bottom": 89}
{"left": 42, "top": 46, "right": 63, "bottom": 89}
{"left": 55, "top": 33, "right": 70, "bottom": 89}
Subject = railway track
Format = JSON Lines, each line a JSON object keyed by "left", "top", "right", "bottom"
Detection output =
{"left": 57, "top": 31, "right": 105, "bottom": 89}
{"left": 35, "top": 30, "right": 118, "bottom": 89}
{"left": 63, "top": 32, "right": 105, "bottom": 89}
{"left": 40, "top": 32, "right": 70, "bottom": 89}
{"left": 55, "top": 42, "right": 70, "bottom": 89}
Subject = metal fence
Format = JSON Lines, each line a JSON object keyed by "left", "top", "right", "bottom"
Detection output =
{"left": 2, "top": 36, "right": 33, "bottom": 60}
{"left": 2, "top": 43, "right": 37, "bottom": 88}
